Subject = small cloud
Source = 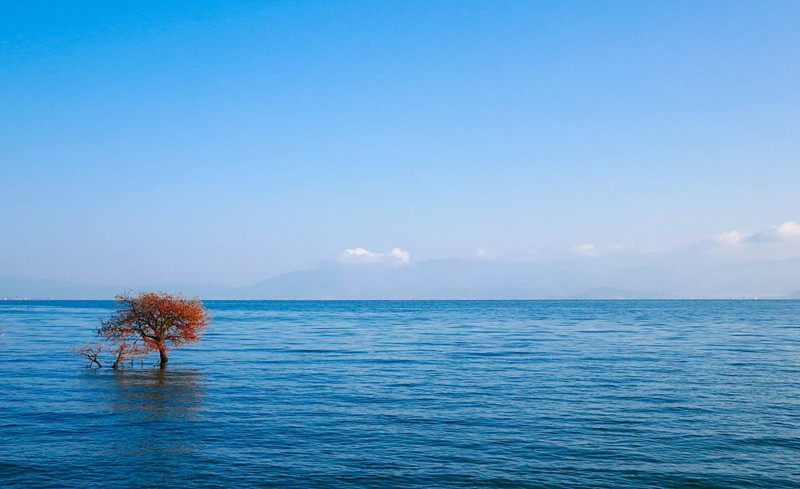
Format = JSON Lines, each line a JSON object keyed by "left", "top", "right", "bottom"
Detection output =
{"left": 747, "top": 221, "right": 800, "bottom": 243}
{"left": 388, "top": 247, "right": 411, "bottom": 263}
{"left": 476, "top": 249, "right": 490, "bottom": 259}
{"left": 706, "top": 221, "right": 800, "bottom": 259}
{"left": 713, "top": 230, "right": 751, "bottom": 248}
{"left": 340, "top": 247, "right": 410, "bottom": 265}
{"left": 571, "top": 243, "right": 598, "bottom": 258}
{"left": 341, "top": 247, "right": 382, "bottom": 263}
{"left": 711, "top": 221, "right": 800, "bottom": 248}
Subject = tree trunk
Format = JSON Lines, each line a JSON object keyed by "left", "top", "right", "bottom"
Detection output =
{"left": 159, "top": 349, "right": 168, "bottom": 368}
{"left": 112, "top": 349, "right": 123, "bottom": 369}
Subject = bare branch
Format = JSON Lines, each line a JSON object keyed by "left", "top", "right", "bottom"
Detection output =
{"left": 72, "top": 343, "right": 104, "bottom": 368}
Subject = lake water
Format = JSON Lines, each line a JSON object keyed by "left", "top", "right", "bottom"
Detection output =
{"left": 0, "top": 300, "right": 799, "bottom": 488}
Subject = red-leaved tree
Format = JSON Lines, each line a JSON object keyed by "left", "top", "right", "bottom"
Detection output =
{"left": 92, "top": 291, "right": 209, "bottom": 368}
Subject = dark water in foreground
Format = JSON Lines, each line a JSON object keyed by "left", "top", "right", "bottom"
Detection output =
{"left": 1, "top": 300, "right": 799, "bottom": 488}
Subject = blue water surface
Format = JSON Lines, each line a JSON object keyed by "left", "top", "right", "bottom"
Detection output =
{"left": 0, "top": 300, "right": 798, "bottom": 488}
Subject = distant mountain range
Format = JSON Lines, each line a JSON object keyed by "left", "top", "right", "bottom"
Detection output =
{"left": 3, "top": 255, "right": 800, "bottom": 300}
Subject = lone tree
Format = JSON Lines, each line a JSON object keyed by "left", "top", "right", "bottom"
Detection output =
{"left": 76, "top": 291, "right": 209, "bottom": 369}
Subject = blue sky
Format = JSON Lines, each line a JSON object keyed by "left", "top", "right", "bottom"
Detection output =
{"left": 2, "top": 1, "right": 799, "bottom": 286}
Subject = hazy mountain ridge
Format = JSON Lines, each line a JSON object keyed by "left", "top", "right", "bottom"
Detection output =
{"left": 3, "top": 255, "right": 800, "bottom": 300}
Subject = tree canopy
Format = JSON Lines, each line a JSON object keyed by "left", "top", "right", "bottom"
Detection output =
{"left": 75, "top": 291, "right": 209, "bottom": 369}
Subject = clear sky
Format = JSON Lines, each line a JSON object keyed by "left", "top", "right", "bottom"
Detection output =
{"left": 2, "top": 1, "right": 799, "bottom": 286}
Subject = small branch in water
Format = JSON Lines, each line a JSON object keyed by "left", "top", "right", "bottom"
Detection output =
{"left": 72, "top": 344, "right": 104, "bottom": 368}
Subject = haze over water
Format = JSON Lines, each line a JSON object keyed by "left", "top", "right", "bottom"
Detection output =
{"left": 1, "top": 300, "right": 798, "bottom": 488}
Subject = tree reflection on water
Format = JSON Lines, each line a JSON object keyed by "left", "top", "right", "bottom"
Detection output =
{"left": 110, "top": 368, "right": 205, "bottom": 420}
{"left": 107, "top": 369, "right": 206, "bottom": 455}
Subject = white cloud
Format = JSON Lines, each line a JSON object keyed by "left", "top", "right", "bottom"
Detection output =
{"left": 341, "top": 247, "right": 381, "bottom": 263}
{"left": 747, "top": 221, "right": 800, "bottom": 243}
{"left": 388, "top": 247, "right": 411, "bottom": 263}
{"left": 713, "top": 230, "right": 751, "bottom": 247}
{"left": 340, "top": 247, "right": 410, "bottom": 265}
{"left": 713, "top": 221, "right": 800, "bottom": 247}
{"left": 708, "top": 221, "right": 800, "bottom": 259}
{"left": 571, "top": 243, "right": 598, "bottom": 257}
